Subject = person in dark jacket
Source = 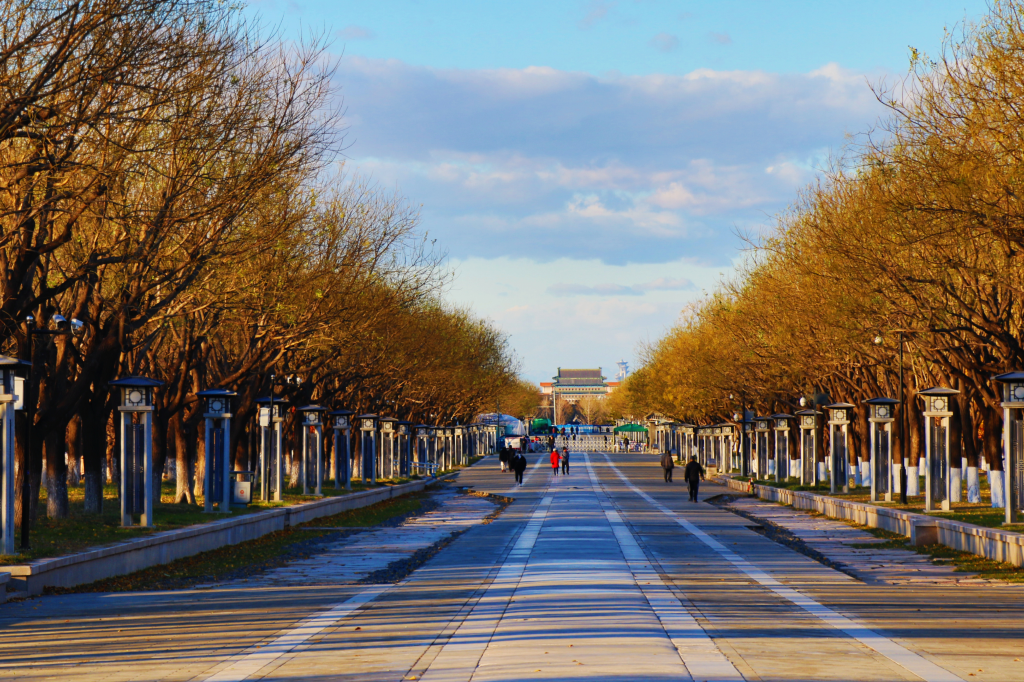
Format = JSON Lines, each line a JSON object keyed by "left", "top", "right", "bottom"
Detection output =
{"left": 684, "top": 455, "right": 706, "bottom": 502}
{"left": 660, "top": 451, "right": 675, "bottom": 482}
{"left": 511, "top": 451, "right": 528, "bottom": 485}
{"left": 499, "top": 446, "right": 510, "bottom": 472}
{"left": 561, "top": 447, "right": 570, "bottom": 475}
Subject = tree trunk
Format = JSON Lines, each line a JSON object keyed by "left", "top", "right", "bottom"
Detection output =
{"left": 81, "top": 399, "right": 109, "bottom": 514}
{"left": 45, "top": 424, "right": 69, "bottom": 519}
{"left": 172, "top": 413, "right": 197, "bottom": 504}
{"left": 66, "top": 415, "right": 81, "bottom": 487}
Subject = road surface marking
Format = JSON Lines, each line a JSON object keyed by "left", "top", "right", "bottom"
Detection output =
{"left": 601, "top": 453, "right": 966, "bottom": 682}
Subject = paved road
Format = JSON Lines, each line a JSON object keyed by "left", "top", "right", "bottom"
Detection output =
{"left": 2, "top": 452, "right": 1024, "bottom": 681}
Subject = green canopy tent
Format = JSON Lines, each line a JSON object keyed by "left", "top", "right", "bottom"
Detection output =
{"left": 613, "top": 423, "right": 648, "bottom": 433}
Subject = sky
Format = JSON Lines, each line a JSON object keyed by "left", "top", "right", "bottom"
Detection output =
{"left": 248, "top": 0, "right": 990, "bottom": 384}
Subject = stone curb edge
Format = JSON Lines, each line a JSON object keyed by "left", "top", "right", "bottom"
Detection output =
{"left": 716, "top": 476, "right": 1024, "bottom": 567}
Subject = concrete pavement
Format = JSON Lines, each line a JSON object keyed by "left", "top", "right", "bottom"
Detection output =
{"left": 2, "top": 451, "right": 1024, "bottom": 681}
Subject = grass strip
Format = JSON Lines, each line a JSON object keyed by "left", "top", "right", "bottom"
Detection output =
{"left": 4, "top": 478, "right": 414, "bottom": 566}
{"left": 46, "top": 492, "right": 430, "bottom": 594}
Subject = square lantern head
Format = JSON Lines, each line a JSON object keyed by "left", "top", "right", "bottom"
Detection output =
{"left": 110, "top": 376, "right": 164, "bottom": 411}
{"left": 398, "top": 423, "right": 409, "bottom": 436}
{"left": 743, "top": 421, "right": 753, "bottom": 433}
{"left": 334, "top": 415, "right": 349, "bottom": 429}
{"left": 381, "top": 419, "right": 394, "bottom": 432}
{"left": 357, "top": 414, "right": 377, "bottom": 431}
{"left": 776, "top": 418, "right": 787, "bottom": 430}
{"left": 755, "top": 419, "right": 769, "bottom": 432}
{"left": 417, "top": 425, "right": 430, "bottom": 437}
{"left": 994, "top": 372, "right": 1024, "bottom": 406}
{"left": 197, "top": 388, "right": 236, "bottom": 418}
{"left": 303, "top": 411, "right": 320, "bottom": 426}
{"left": 329, "top": 409, "right": 352, "bottom": 429}
{"left": 919, "top": 387, "right": 959, "bottom": 416}
{"left": 864, "top": 398, "right": 898, "bottom": 422}
{"left": 0, "top": 355, "right": 29, "bottom": 397}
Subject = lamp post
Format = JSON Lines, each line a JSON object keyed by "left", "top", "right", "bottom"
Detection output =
{"left": 796, "top": 397, "right": 822, "bottom": 486}
{"left": 770, "top": 414, "right": 795, "bottom": 482}
{"left": 298, "top": 406, "right": 327, "bottom": 496}
{"left": 256, "top": 394, "right": 286, "bottom": 502}
{"left": 919, "top": 387, "right": 960, "bottom": 512}
{"left": 825, "top": 403, "right": 854, "bottom": 493}
{"left": 864, "top": 397, "right": 898, "bottom": 502}
{"left": 197, "top": 388, "right": 236, "bottom": 513}
{"left": 0, "top": 356, "right": 29, "bottom": 555}
{"left": 877, "top": 333, "right": 910, "bottom": 504}
{"left": 994, "top": 372, "right": 1024, "bottom": 523}
{"left": 329, "top": 409, "right": 353, "bottom": 490}
{"left": 110, "top": 376, "right": 164, "bottom": 527}
{"left": 357, "top": 414, "right": 378, "bottom": 484}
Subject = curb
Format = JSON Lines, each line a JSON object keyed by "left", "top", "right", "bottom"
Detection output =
{"left": 716, "top": 476, "right": 1024, "bottom": 567}
{"left": 4, "top": 474, "right": 458, "bottom": 596}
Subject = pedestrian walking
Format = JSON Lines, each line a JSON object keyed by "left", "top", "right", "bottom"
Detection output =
{"left": 550, "top": 448, "right": 560, "bottom": 476}
{"left": 499, "top": 446, "right": 510, "bottom": 472}
{"left": 684, "top": 455, "right": 706, "bottom": 502}
{"left": 512, "top": 451, "right": 527, "bottom": 485}
{"left": 660, "top": 451, "right": 674, "bottom": 483}
{"left": 561, "top": 447, "right": 570, "bottom": 475}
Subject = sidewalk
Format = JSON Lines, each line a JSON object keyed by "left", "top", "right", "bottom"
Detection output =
{"left": 724, "top": 496, "right": 1004, "bottom": 586}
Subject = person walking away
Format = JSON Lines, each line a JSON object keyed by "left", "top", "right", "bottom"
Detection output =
{"left": 512, "top": 450, "right": 527, "bottom": 485}
{"left": 561, "top": 447, "right": 570, "bottom": 475}
{"left": 499, "top": 446, "right": 510, "bottom": 472}
{"left": 550, "top": 448, "right": 560, "bottom": 476}
{"left": 684, "top": 455, "right": 706, "bottom": 502}
{"left": 660, "top": 450, "right": 674, "bottom": 483}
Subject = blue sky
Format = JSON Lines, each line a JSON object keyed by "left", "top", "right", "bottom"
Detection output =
{"left": 249, "top": 0, "right": 989, "bottom": 384}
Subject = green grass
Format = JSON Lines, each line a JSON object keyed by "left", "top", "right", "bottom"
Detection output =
{"left": 52, "top": 492, "right": 429, "bottom": 593}
{"left": 3, "top": 476, "right": 413, "bottom": 566}
{"left": 846, "top": 524, "right": 1024, "bottom": 582}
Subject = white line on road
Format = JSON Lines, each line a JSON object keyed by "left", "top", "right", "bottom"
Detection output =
{"left": 600, "top": 453, "right": 966, "bottom": 682}
{"left": 200, "top": 586, "right": 390, "bottom": 682}
{"left": 583, "top": 453, "right": 744, "bottom": 682}
{"left": 418, "top": 496, "right": 553, "bottom": 682}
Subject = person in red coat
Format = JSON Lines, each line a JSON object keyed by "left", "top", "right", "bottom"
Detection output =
{"left": 550, "top": 449, "right": 560, "bottom": 476}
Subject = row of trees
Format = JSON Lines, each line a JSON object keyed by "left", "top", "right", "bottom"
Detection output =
{"left": 618, "top": 2, "right": 1024, "bottom": 490}
{"left": 0, "top": 0, "right": 527, "bottom": 523}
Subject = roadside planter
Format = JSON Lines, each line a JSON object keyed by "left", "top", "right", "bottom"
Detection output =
{"left": 919, "top": 387, "right": 960, "bottom": 512}
{"left": 864, "top": 397, "right": 898, "bottom": 502}
{"left": 110, "top": 376, "right": 164, "bottom": 528}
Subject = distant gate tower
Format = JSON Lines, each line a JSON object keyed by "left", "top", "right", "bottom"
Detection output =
{"left": 616, "top": 360, "right": 629, "bottom": 382}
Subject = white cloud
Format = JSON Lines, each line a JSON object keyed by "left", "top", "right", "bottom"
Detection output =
{"left": 337, "top": 25, "right": 374, "bottom": 40}
{"left": 332, "top": 56, "right": 887, "bottom": 265}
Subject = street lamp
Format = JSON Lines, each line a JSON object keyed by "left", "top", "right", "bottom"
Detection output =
{"left": 825, "top": 403, "right": 855, "bottom": 493}
{"left": 994, "top": 372, "right": 1024, "bottom": 523}
{"left": 109, "top": 375, "right": 164, "bottom": 528}
{"left": 356, "top": 414, "right": 378, "bottom": 484}
{"left": 795, "top": 403, "right": 822, "bottom": 486}
{"left": 918, "top": 387, "right": 960, "bottom": 512}
{"left": 329, "top": 409, "right": 354, "bottom": 490}
{"left": 770, "top": 414, "right": 795, "bottom": 482}
{"left": 864, "top": 397, "right": 898, "bottom": 502}
{"left": 197, "top": 388, "right": 237, "bottom": 513}
{"left": 297, "top": 405, "right": 327, "bottom": 496}
{"left": 0, "top": 356, "right": 29, "bottom": 555}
